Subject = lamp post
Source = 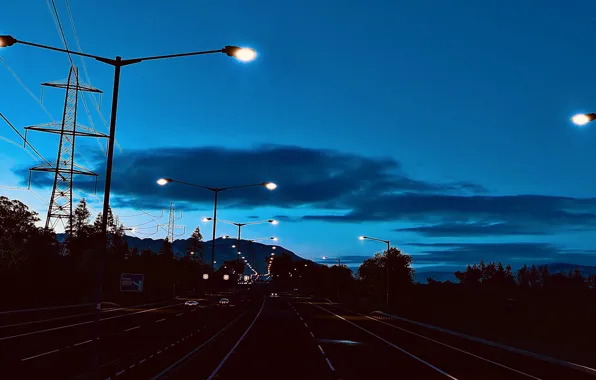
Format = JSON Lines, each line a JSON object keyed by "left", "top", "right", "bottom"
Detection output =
{"left": 157, "top": 178, "right": 276, "bottom": 285}
{"left": 359, "top": 236, "right": 391, "bottom": 309}
{"left": 201, "top": 218, "right": 277, "bottom": 265}
{"left": 247, "top": 237, "right": 278, "bottom": 274}
{"left": 1, "top": 34, "right": 257, "bottom": 347}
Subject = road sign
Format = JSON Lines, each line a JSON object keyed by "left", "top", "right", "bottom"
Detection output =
{"left": 120, "top": 273, "right": 144, "bottom": 292}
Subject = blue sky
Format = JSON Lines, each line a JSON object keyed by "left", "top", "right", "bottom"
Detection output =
{"left": 2, "top": 1, "right": 596, "bottom": 271}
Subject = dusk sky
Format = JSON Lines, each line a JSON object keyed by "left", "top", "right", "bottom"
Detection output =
{"left": 2, "top": 1, "right": 596, "bottom": 272}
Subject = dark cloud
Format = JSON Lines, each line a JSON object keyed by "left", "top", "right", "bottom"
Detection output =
{"left": 395, "top": 222, "right": 552, "bottom": 237}
{"left": 403, "top": 242, "right": 596, "bottom": 267}
{"left": 19, "top": 144, "right": 480, "bottom": 210}
{"left": 303, "top": 193, "right": 596, "bottom": 233}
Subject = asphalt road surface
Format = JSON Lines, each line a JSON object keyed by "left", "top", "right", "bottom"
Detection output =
{"left": 3, "top": 296, "right": 595, "bottom": 379}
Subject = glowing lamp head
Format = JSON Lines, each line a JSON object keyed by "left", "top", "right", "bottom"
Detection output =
{"left": 322, "top": 256, "right": 328, "bottom": 260}
{"left": 201, "top": 217, "right": 211, "bottom": 222}
{"left": 203, "top": 274, "right": 209, "bottom": 280}
{"left": 264, "top": 182, "right": 277, "bottom": 190}
{"left": 157, "top": 178, "right": 171, "bottom": 186}
{"left": 572, "top": 113, "right": 593, "bottom": 126}
{"left": 269, "top": 219, "right": 279, "bottom": 225}
{"left": 0, "top": 35, "right": 16, "bottom": 48}
{"left": 270, "top": 237, "right": 278, "bottom": 241}
{"left": 358, "top": 236, "right": 366, "bottom": 240}
{"left": 223, "top": 274, "right": 230, "bottom": 281}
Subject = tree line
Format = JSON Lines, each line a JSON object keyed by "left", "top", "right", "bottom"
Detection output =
{"left": 0, "top": 196, "right": 211, "bottom": 309}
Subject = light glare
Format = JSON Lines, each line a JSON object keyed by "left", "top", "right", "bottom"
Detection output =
{"left": 157, "top": 178, "right": 169, "bottom": 186}
{"left": 234, "top": 48, "right": 257, "bottom": 62}
{"left": 265, "top": 182, "right": 277, "bottom": 190}
{"left": 572, "top": 114, "right": 591, "bottom": 126}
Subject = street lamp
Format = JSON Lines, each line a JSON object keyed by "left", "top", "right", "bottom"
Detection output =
{"left": 201, "top": 217, "right": 278, "bottom": 264}
{"left": 359, "top": 235, "right": 391, "bottom": 309}
{"left": 247, "top": 236, "right": 277, "bottom": 270}
{"left": 1, "top": 35, "right": 258, "bottom": 346}
{"left": 571, "top": 113, "right": 596, "bottom": 126}
{"left": 322, "top": 256, "right": 342, "bottom": 300}
{"left": 157, "top": 178, "right": 276, "bottom": 280}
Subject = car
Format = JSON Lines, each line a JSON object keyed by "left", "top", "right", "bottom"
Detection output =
{"left": 185, "top": 300, "right": 199, "bottom": 307}
{"left": 218, "top": 298, "right": 230, "bottom": 306}
{"left": 270, "top": 292, "right": 278, "bottom": 297}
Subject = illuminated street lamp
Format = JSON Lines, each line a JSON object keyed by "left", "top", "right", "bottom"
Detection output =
{"left": 223, "top": 274, "right": 230, "bottom": 281}
{"left": 157, "top": 178, "right": 276, "bottom": 279}
{"left": 358, "top": 235, "right": 391, "bottom": 309}
{"left": 571, "top": 113, "right": 596, "bottom": 126}
{"left": 1, "top": 35, "right": 258, "bottom": 354}
{"left": 203, "top": 274, "right": 209, "bottom": 280}
{"left": 322, "top": 256, "right": 341, "bottom": 266}
{"left": 201, "top": 217, "right": 278, "bottom": 264}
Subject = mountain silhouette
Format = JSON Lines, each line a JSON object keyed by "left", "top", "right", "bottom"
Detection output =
{"left": 57, "top": 234, "right": 304, "bottom": 273}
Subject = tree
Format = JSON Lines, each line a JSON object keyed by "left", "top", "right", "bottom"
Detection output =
{"left": 160, "top": 237, "right": 174, "bottom": 259}
{"left": 188, "top": 226, "right": 204, "bottom": 259}
{"left": 357, "top": 247, "right": 414, "bottom": 303}
{"left": 69, "top": 198, "right": 91, "bottom": 236}
{"left": 455, "top": 264, "right": 482, "bottom": 285}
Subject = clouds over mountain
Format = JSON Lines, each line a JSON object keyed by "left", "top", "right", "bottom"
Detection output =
{"left": 17, "top": 144, "right": 596, "bottom": 238}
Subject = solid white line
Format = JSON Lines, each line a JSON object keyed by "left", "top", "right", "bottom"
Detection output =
{"left": 316, "top": 305, "right": 457, "bottom": 379}
{"left": 325, "top": 357, "right": 335, "bottom": 371}
{"left": 370, "top": 311, "right": 596, "bottom": 377}
{"left": 115, "top": 370, "right": 125, "bottom": 376}
{"left": 318, "top": 344, "right": 325, "bottom": 355}
{"left": 176, "top": 313, "right": 183, "bottom": 317}
{"left": 74, "top": 339, "right": 93, "bottom": 346}
{"left": 156, "top": 318, "right": 166, "bottom": 323}
{"left": 207, "top": 299, "right": 267, "bottom": 380}
{"left": 150, "top": 312, "right": 247, "bottom": 380}
{"left": 310, "top": 331, "right": 315, "bottom": 338}
{"left": 366, "top": 314, "right": 541, "bottom": 379}
{"left": 139, "top": 359, "right": 146, "bottom": 364}
{"left": 124, "top": 325, "right": 140, "bottom": 332}
{"left": 21, "top": 348, "right": 60, "bottom": 361}
{"left": 0, "top": 303, "right": 183, "bottom": 341}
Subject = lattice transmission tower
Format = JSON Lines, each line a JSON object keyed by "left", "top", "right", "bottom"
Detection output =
{"left": 158, "top": 202, "right": 186, "bottom": 241}
{"left": 25, "top": 66, "right": 108, "bottom": 232}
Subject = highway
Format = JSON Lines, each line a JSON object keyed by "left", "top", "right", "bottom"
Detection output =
{"left": 2, "top": 295, "right": 595, "bottom": 379}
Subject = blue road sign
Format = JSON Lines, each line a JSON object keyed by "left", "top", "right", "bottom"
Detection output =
{"left": 120, "top": 273, "right": 144, "bottom": 292}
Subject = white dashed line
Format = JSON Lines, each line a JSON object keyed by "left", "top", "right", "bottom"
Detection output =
{"left": 74, "top": 339, "right": 93, "bottom": 346}
{"left": 156, "top": 318, "right": 166, "bottom": 323}
{"left": 139, "top": 359, "right": 146, "bottom": 364}
{"left": 304, "top": 322, "right": 309, "bottom": 328}
{"left": 129, "top": 364, "right": 135, "bottom": 369}
{"left": 326, "top": 358, "right": 335, "bottom": 371}
{"left": 149, "top": 355, "right": 154, "bottom": 359}
{"left": 318, "top": 345, "right": 326, "bottom": 355}
{"left": 157, "top": 350, "right": 162, "bottom": 354}
{"left": 124, "top": 325, "right": 140, "bottom": 332}
{"left": 171, "top": 343, "right": 175, "bottom": 347}
{"left": 299, "top": 316, "right": 303, "bottom": 321}
{"left": 310, "top": 331, "right": 315, "bottom": 338}
{"left": 21, "top": 349, "right": 60, "bottom": 361}
{"left": 191, "top": 309, "right": 196, "bottom": 312}
{"left": 116, "top": 370, "right": 126, "bottom": 376}
{"left": 176, "top": 313, "right": 183, "bottom": 317}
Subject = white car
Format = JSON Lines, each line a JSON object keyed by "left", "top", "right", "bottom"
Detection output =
{"left": 185, "top": 300, "right": 199, "bottom": 307}
{"left": 219, "top": 298, "right": 230, "bottom": 306}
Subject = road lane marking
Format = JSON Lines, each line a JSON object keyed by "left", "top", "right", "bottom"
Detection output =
{"left": 0, "top": 303, "right": 184, "bottom": 341}
{"left": 74, "top": 339, "right": 93, "bottom": 346}
{"left": 366, "top": 314, "right": 541, "bottom": 379}
{"left": 191, "top": 309, "right": 196, "bottom": 312}
{"left": 116, "top": 370, "right": 125, "bottom": 376}
{"left": 157, "top": 350, "right": 162, "bottom": 354}
{"left": 156, "top": 318, "right": 166, "bottom": 323}
{"left": 151, "top": 312, "right": 247, "bottom": 379}
{"left": 317, "top": 305, "right": 458, "bottom": 380}
{"left": 176, "top": 313, "right": 183, "bottom": 317}
{"left": 21, "top": 348, "right": 60, "bottom": 361}
{"left": 207, "top": 300, "right": 267, "bottom": 380}
{"left": 124, "top": 325, "right": 140, "bottom": 332}
{"left": 369, "top": 311, "right": 596, "bottom": 377}
{"left": 310, "top": 331, "right": 315, "bottom": 338}
{"left": 304, "top": 322, "right": 309, "bottom": 328}
{"left": 325, "top": 358, "right": 335, "bottom": 371}
{"left": 318, "top": 345, "right": 326, "bottom": 355}
{"left": 139, "top": 359, "right": 146, "bottom": 364}
{"left": 129, "top": 364, "right": 135, "bottom": 369}
{"left": 149, "top": 355, "right": 154, "bottom": 359}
